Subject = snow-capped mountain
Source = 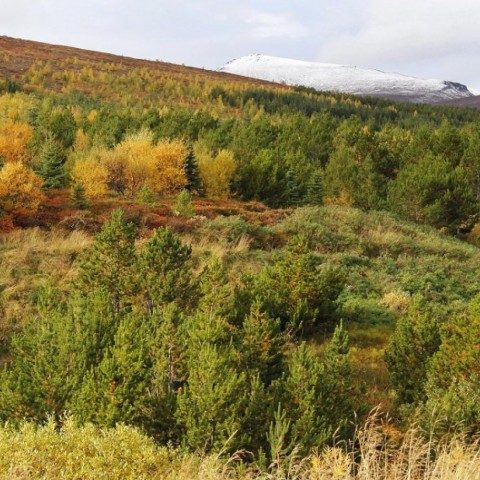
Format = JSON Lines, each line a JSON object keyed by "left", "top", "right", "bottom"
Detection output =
{"left": 219, "top": 54, "right": 474, "bottom": 104}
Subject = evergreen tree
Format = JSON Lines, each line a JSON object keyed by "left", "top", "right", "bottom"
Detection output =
{"left": 76, "top": 209, "right": 138, "bottom": 314}
{"left": 70, "top": 183, "right": 89, "bottom": 209}
{"left": 184, "top": 149, "right": 204, "bottom": 195}
{"left": 138, "top": 227, "right": 193, "bottom": 312}
{"left": 73, "top": 313, "right": 154, "bottom": 429}
{"left": 172, "top": 189, "right": 194, "bottom": 218}
{"left": 239, "top": 300, "right": 285, "bottom": 385}
{"left": 385, "top": 296, "right": 441, "bottom": 405}
{"left": 286, "top": 169, "right": 301, "bottom": 207}
{"left": 424, "top": 295, "right": 480, "bottom": 429}
{"left": 252, "top": 235, "right": 345, "bottom": 332}
{"left": 38, "top": 140, "right": 67, "bottom": 189}
{"left": 176, "top": 341, "right": 247, "bottom": 452}
{"left": 274, "top": 324, "right": 355, "bottom": 454}
{"left": 0, "top": 288, "right": 116, "bottom": 422}
{"left": 148, "top": 304, "right": 185, "bottom": 442}
{"left": 305, "top": 168, "right": 323, "bottom": 206}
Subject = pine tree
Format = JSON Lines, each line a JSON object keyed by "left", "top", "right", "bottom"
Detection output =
{"left": 172, "top": 189, "right": 194, "bottom": 218}
{"left": 286, "top": 170, "right": 301, "bottom": 207}
{"left": 176, "top": 341, "right": 247, "bottom": 452}
{"left": 239, "top": 300, "right": 284, "bottom": 385}
{"left": 385, "top": 296, "right": 441, "bottom": 405}
{"left": 148, "top": 304, "right": 185, "bottom": 442}
{"left": 73, "top": 313, "right": 154, "bottom": 429}
{"left": 76, "top": 209, "right": 138, "bottom": 314}
{"left": 138, "top": 227, "right": 193, "bottom": 312}
{"left": 184, "top": 149, "right": 204, "bottom": 195}
{"left": 252, "top": 235, "right": 345, "bottom": 332}
{"left": 70, "top": 183, "right": 89, "bottom": 209}
{"left": 0, "top": 288, "right": 116, "bottom": 422}
{"left": 321, "top": 321, "right": 357, "bottom": 436}
{"left": 305, "top": 169, "right": 323, "bottom": 206}
{"left": 38, "top": 140, "right": 67, "bottom": 189}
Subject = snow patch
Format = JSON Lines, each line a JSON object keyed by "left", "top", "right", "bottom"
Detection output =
{"left": 219, "top": 54, "right": 474, "bottom": 104}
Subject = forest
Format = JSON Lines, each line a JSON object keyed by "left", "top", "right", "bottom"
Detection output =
{"left": 1, "top": 39, "right": 480, "bottom": 479}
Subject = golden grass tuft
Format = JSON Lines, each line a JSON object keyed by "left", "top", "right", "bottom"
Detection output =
{"left": 2, "top": 413, "right": 480, "bottom": 479}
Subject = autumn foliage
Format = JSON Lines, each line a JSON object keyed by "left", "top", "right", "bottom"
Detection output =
{"left": 71, "top": 155, "right": 110, "bottom": 199}
{"left": 0, "top": 162, "right": 44, "bottom": 213}
{"left": 197, "top": 147, "right": 236, "bottom": 199}
{"left": 0, "top": 121, "right": 33, "bottom": 164}
{"left": 71, "top": 131, "right": 188, "bottom": 199}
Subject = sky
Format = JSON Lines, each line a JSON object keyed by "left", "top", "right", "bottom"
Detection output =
{"left": 1, "top": 0, "right": 479, "bottom": 88}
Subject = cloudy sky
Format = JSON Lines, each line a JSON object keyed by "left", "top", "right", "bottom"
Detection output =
{"left": 1, "top": 0, "right": 479, "bottom": 87}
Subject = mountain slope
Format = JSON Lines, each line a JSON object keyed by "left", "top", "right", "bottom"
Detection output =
{"left": 0, "top": 36, "right": 286, "bottom": 98}
{"left": 438, "top": 95, "right": 480, "bottom": 109}
{"left": 219, "top": 54, "right": 474, "bottom": 104}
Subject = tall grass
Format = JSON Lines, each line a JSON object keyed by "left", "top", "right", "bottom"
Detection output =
{"left": 1, "top": 414, "right": 479, "bottom": 480}
{"left": 0, "top": 228, "right": 91, "bottom": 343}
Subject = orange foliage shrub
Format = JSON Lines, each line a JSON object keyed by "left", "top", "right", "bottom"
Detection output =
{"left": 0, "top": 121, "right": 33, "bottom": 164}
{"left": 0, "top": 162, "right": 44, "bottom": 213}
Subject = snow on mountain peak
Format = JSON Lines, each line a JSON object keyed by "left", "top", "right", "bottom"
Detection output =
{"left": 218, "top": 54, "right": 474, "bottom": 104}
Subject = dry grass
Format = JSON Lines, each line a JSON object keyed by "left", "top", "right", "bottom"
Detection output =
{"left": 0, "top": 228, "right": 91, "bottom": 343}
{"left": 1, "top": 414, "right": 479, "bottom": 479}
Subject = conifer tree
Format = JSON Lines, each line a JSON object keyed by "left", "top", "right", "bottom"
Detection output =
{"left": 148, "top": 304, "right": 185, "bottom": 442}
{"left": 176, "top": 341, "right": 247, "bottom": 452}
{"left": 286, "top": 170, "right": 301, "bottom": 207}
{"left": 0, "top": 289, "right": 116, "bottom": 422}
{"left": 252, "top": 235, "right": 345, "bottom": 332}
{"left": 305, "top": 169, "right": 323, "bottom": 206}
{"left": 70, "top": 183, "right": 89, "bottom": 209}
{"left": 275, "top": 327, "right": 355, "bottom": 454}
{"left": 239, "top": 300, "right": 285, "bottom": 385}
{"left": 73, "top": 313, "right": 154, "bottom": 429}
{"left": 76, "top": 209, "right": 138, "bottom": 314}
{"left": 138, "top": 227, "right": 193, "bottom": 312}
{"left": 38, "top": 140, "right": 67, "bottom": 189}
{"left": 385, "top": 297, "right": 441, "bottom": 405}
{"left": 172, "top": 189, "right": 194, "bottom": 218}
{"left": 184, "top": 149, "right": 204, "bottom": 195}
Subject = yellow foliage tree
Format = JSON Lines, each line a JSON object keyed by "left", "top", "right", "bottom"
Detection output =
{"left": 0, "top": 93, "right": 37, "bottom": 123}
{"left": 114, "top": 130, "right": 154, "bottom": 196}
{"left": 71, "top": 157, "right": 109, "bottom": 199}
{"left": 151, "top": 139, "right": 188, "bottom": 195}
{"left": 73, "top": 129, "right": 89, "bottom": 152}
{"left": 0, "top": 121, "right": 33, "bottom": 164}
{"left": 0, "top": 162, "right": 45, "bottom": 213}
{"left": 106, "top": 131, "right": 188, "bottom": 197}
{"left": 197, "top": 148, "right": 236, "bottom": 199}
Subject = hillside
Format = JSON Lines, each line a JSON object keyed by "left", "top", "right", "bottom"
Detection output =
{"left": 439, "top": 95, "right": 480, "bottom": 109}
{"left": 2, "top": 35, "right": 480, "bottom": 478}
{"left": 219, "top": 54, "right": 474, "bottom": 104}
{"left": 0, "top": 36, "right": 287, "bottom": 107}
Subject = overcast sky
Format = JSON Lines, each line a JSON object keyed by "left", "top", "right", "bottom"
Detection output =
{"left": 1, "top": 0, "right": 479, "bottom": 88}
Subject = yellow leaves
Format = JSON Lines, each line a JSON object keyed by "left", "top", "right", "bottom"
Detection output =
{"left": 115, "top": 130, "right": 155, "bottom": 196}
{"left": 0, "top": 121, "right": 33, "bottom": 164}
{"left": 152, "top": 139, "right": 189, "bottom": 195}
{"left": 71, "top": 131, "right": 188, "bottom": 198}
{"left": 71, "top": 156, "right": 109, "bottom": 199}
{"left": 0, "top": 162, "right": 45, "bottom": 213}
{"left": 87, "top": 110, "right": 98, "bottom": 123}
{"left": 73, "top": 129, "right": 89, "bottom": 152}
{"left": 0, "top": 93, "right": 37, "bottom": 123}
{"left": 197, "top": 146, "right": 237, "bottom": 199}
{"left": 108, "top": 131, "right": 188, "bottom": 197}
